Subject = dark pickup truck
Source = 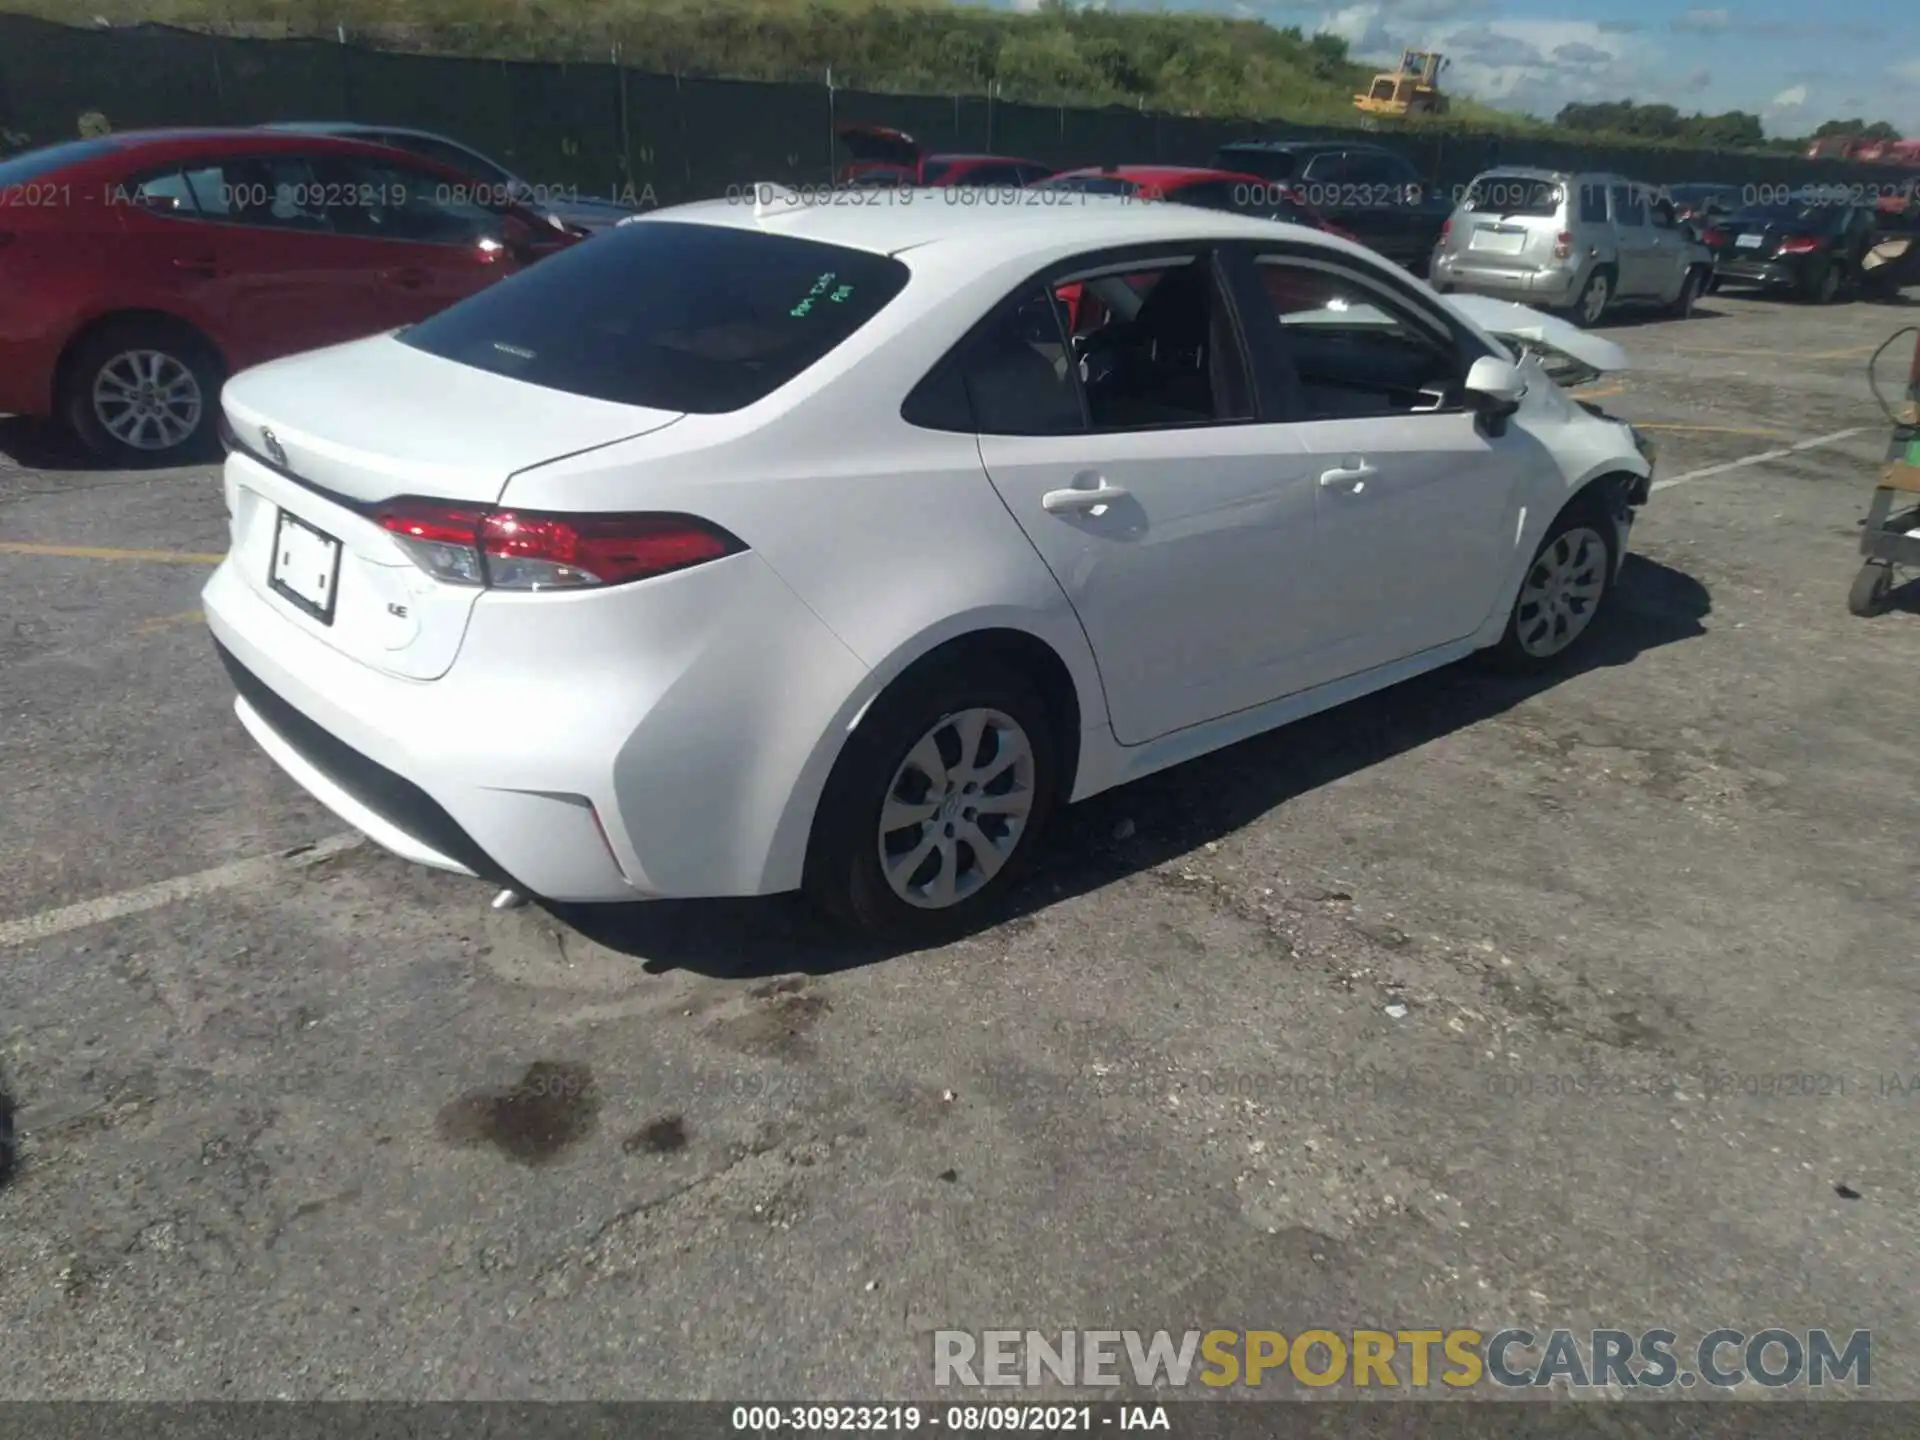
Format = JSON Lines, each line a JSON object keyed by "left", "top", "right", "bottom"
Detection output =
{"left": 1212, "top": 139, "right": 1453, "bottom": 274}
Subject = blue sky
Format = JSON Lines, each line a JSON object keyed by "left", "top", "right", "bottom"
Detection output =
{"left": 1028, "top": 0, "right": 1920, "bottom": 135}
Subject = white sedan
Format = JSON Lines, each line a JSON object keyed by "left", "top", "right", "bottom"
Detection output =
{"left": 203, "top": 186, "right": 1654, "bottom": 940}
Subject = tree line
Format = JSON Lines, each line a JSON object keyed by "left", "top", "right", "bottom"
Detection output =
{"left": 1555, "top": 101, "right": 1903, "bottom": 153}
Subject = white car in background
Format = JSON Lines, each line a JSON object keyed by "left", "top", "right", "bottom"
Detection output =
{"left": 203, "top": 188, "right": 1654, "bottom": 940}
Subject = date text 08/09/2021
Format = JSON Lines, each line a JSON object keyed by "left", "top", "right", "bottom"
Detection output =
{"left": 730, "top": 1406, "right": 1166, "bottom": 1433}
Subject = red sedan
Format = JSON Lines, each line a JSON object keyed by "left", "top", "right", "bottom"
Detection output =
{"left": 833, "top": 122, "right": 1053, "bottom": 189}
{"left": 0, "top": 128, "right": 572, "bottom": 463}
{"left": 1029, "top": 164, "right": 1359, "bottom": 241}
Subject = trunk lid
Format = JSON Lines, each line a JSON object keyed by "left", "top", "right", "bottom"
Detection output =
{"left": 220, "top": 332, "right": 683, "bottom": 681}
{"left": 834, "top": 122, "right": 922, "bottom": 169}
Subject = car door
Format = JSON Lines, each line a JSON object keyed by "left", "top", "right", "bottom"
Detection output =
{"left": 1644, "top": 191, "right": 1692, "bottom": 301}
{"left": 1609, "top": 183, "right": 1660, "bottom": 297}
{"left": 112, "top": 154, "right": 391, "bottom": 370}
{"left": 307, "top": 153, "right": 521, "bottom": 325}
{"left": 1231, "top": 244, "right": 1535, "bottom": 677}
{"left": 962, "top": 248, "right": 1340, "bottom": 746}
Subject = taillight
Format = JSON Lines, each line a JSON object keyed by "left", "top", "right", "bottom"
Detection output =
{"left": 1701, "top": 227, "right": 1726, "bottom": 248}
{"left": 1552, "top": 231, "right": 1573, "bottom": 259}
{"left": 1439, "top": 218, "right": 1451, "bottom": 241}
{"left": 373, "top": 500, "right": 743, "bottom": 591}
{"left": 1778, "top": 234, "right": 1820, "bottom": 254}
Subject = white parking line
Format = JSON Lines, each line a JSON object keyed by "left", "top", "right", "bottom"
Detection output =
{"left": 0, "top": 833, "right": 362, "bottom": 949}
{"left": 1650, "top": 427, "right": 1869, "bottom": 493}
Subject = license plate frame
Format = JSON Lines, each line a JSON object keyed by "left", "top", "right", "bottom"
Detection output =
{"left": 269, "top": 508, "right": 344, "bottom": 626}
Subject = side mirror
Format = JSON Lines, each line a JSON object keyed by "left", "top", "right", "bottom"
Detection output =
{"left": 1465, "top": 354, "right": 1525, "bottom": 434}
{"left": 1466, "top": 354, "right": 1526, "bottom": 405}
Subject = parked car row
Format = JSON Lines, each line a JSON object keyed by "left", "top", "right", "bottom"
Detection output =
{"left": 4, "top": 119, "right": 1915, "bottom": 466}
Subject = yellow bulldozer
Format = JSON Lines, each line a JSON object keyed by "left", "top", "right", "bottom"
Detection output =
{"left": 1353, "top": 50, "right": 1451, "bottom": 119}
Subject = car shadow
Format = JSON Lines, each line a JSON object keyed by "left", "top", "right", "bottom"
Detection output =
{"left": 1596, "top": 304, "right": 1733, "bottom": 330}
{"left": 553, "top": 553, "right": 1713, "bottom": 980}
{"left": 0, "top": 416, "right": 98, "bottom": 471}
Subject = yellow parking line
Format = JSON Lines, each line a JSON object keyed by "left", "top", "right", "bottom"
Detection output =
{"left": 134, "top": 608, "right": 206, "bottom": 635}
{"left": 0, "top": 542, "right": 223, "bottom": 565}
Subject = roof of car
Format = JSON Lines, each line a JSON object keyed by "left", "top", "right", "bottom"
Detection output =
{"left": 261, "top": 121, "right": 466, "bottom": 143}
{"left": 927, "top": 153, "right": 1042, "bottom": 164}
{"left": 637, "top": 187, "right": 1358, "bottom": 261}
{"left": 1216, "top": 138, "right": 1385, "bottom": 155}
{"left": 74, "top": 127, "right": 468, "bottom": 161}
{"left": 1045, "top": 165, "right": 1258, "bottom": 186}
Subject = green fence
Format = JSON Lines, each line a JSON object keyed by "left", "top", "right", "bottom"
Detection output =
{"left": 0, "top": 13, "right": 1886, "bottom": 201}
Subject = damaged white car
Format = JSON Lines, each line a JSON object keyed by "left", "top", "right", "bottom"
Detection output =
{"left": 205, "top": 195, "right": 1653, "bottom": 936}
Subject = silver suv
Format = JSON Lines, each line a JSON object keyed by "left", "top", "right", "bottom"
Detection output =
{"left": 1430, "top": 169, "right": 1714, "bottom": 326}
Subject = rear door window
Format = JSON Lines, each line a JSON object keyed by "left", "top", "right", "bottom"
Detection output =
{"left": 120, "top": 167, "right": 202, "bottom": 217}
{"left": 182, "top": 156, "right": 330, "bottom": 231}
{"left": 398, "top": 219, "right": 911, "bottom": 412}
{"left": 312, "top": 154, "right": 499, "bottom": 246}
{"left": 1615, "top": 185, "right": 1650, "bottom": 227}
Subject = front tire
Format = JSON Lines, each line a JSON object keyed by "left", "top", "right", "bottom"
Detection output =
{"left": 1848, "top": 561, "right": 1893, "bottom": 617}
{"left": 1486, "top": 496, "right": 1620, "bottom": 671}
{"left": 1668, "top": 266, "right": 1704, "bottom": 317}
{"left": 63, "top": 318, "right": 222, "bottom": 466}
{"left": 804, "top": 660, "right": 1058, "bottom": 942}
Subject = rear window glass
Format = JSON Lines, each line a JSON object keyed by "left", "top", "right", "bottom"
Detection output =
{"left": 0, "top": 137, "right": 120, "bottom": 185}
{"left": 1729, "top": 202, "right": 1833, "bottom": 228}
{"left": 1215, "top": 148, "right": 1298, "bottom": 179}
{"left": 1464, "top": 176, "right": 1563, "bottom": 216}
{"left": 399, "top": 220, "right": 911, "bottom": 413}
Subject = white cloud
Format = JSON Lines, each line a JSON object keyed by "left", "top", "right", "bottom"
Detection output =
{"left": 1890, "top": 57, "right": 1920, "bottom": 85}
{"left": 1672, "top": 8, "right": 1732, "bottom": 33}
{"left": 1681, "top": 66, "right": 1712, "bottom": 95}
{"left": 1766, "top": 83, "right": 1808, "bottom": 113}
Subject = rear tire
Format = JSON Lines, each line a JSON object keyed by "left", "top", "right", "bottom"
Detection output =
{"left": 1805, "top": 263, "right": 1841, "bottom": 305}
{"left": 62, "top": 317, "right": 223, "bottom": 467}
{"left": 1571, "top": 267, "right": 1613, "bottom": 328}
{"left": 1484, "top": 493, "right": 1620, "bottom": 672}
{"left": 803, "top": 659, "right": 1059, "bottom": 943}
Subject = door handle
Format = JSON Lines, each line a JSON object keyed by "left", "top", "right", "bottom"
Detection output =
{"left": 171, "top": 254, "right": 219, "bottom": 277}
{"left": 1319, "top": 460, "right": 1377, "bottom": 490}
{"left": 382, "top": 267, "right": 427, "bottom": 289}
{"left": 1042, "top": 479, "right": 1130, "bottom": 514}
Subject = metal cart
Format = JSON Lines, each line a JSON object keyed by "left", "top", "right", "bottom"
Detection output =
{"left": 1851, "top": 329, "right": 1920, "bottom": 617}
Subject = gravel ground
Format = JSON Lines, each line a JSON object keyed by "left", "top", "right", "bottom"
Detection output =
{"left": 2, "top": 287, "right": 1918, "bottom": 1402}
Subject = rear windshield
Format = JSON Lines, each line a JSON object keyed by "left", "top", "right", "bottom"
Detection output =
{"left": 1215, "top": 148, "right": 1298, "bottom": 179}
{"left": 1032, "top": 175, "right": 1137, "bottom": 197}
{"left": 1463, "top": 175, "right": 1563, "bottom": 216}
{"left": 399, "top": 220, "right": 911, "bottom": 413}
{"left": 0, "top": 137, "right": 121, "bottom": 184}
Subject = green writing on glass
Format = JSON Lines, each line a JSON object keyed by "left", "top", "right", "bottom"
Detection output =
{"left": 791, "top": 271, "right": 851, "bottom": 319}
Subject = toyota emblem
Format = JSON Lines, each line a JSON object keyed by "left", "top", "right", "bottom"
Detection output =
{"left": 260, "top": 426, "right": 287, "bottom": 468}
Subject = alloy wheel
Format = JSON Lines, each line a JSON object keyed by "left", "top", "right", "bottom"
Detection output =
{"left": 91, "top": 349, "right": 203, "bottom": 452}
{"left": 877, "top": 707, "right": 1037, "bottom": 910}
{"left": 1516, "top": 526, "right": 1609, "bottom": 658}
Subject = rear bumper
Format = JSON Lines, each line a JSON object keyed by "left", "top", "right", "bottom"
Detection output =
{"left": 1431, "top": 255, "right": 1584, "bottom": 308}
{"left": 1712, "top": 257, "right": 1808, "bottom": 288}
{"left": 203, "top": 544, "right": 872, "bottom": 904}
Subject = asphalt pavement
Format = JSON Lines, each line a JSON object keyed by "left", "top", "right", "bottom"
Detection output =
{"left": 2, "top": 287, "right": 1918, "bottom": 1401}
